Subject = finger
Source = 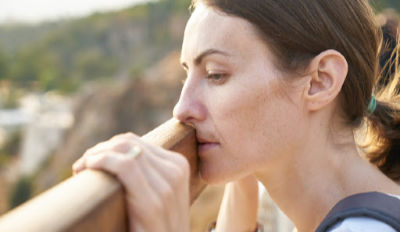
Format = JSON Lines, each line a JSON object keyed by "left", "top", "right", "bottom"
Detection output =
{"left": 84, "top": 151, "right": 128, "bottom": 173}
{"left": 134, "top": 138, "right": 188, "bottom": 169}
{"left": 84, "top": 150, "right": 153, "bottom": 203}
{"left": 109, "top": 132, "right": 141, "bottom": 153}
{"left": 83, "top": 144, "right": 189, "bottom": 231}
{"left": 82, "top": 140, "right": 115, "bottom": 157}
{"left": 142, "top": 151, "right": 186, "bottom": 191}
{"left": 121, "top": 153, "right": 176, "bottom": 231}
{"left": 139, "top": 148, "right": 189, "bottom": 229}
{"left": 132, "top": 142, "right": 190, "bottom": 200}
{"left": 117, "top": 144, "right": 173, "bottom": 196}
{"left": 97, "top": 152, "right": 166, "bottom": 231}
{"left": 134, "top": 153, "right": 176, "bottom": 230}
{"left": 72, "top": 158, "right": 85, "bottom": 175}
{"left": 109, "top": 132, "right": 139, "bottom": 141}
{"left": 72, "top": 140, "right": 115, "bottom": 174}
{"left": 85, "top": 133, "right": 140, "bottom": 157}
{"left": 73, "top": 134, "right": 139, "bottom": 175}
{"left": 104, "top": 131, "right": 187, "bottom": 169}
{"left": 84, "top": 150, "right": 159, "bottom": 205}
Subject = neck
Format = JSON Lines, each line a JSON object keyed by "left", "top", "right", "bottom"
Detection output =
{"left": 255, "top": 119, "right": 400, "bottom": 232}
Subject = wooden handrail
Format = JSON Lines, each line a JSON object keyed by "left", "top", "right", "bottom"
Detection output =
{"left": 0, "top": 118, "right": 206, "bottom": 232}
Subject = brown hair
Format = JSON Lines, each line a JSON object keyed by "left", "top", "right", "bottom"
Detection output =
{"left": 191, "top": 0, "right": 400, "bottom": 180}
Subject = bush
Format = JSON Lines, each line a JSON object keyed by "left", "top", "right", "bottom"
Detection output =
{"left": 9, "top": 176, "right": 33, "bottom": 209}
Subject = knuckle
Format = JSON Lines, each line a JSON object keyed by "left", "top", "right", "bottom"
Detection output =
{"left": 160, "top": 185, "right": 174, "bottom": 202}
{"left": 110, "top": 133, "right": 133, "bottom": 141}
{"left": 165, "top": 152, "right": 189, "bottom": 179}
{"left": 109, "top": 133, "right": 141, "bottom": 153}
{"left": 118, "top": 160, "right": 136, "bottom": 179}
{"left": 84, "top": 141, "right": 107, "bottom": 156}
{"left": 175, "top": 154, "right": 190, "bottom": 175}
{"left": 150, "top": 198, "right": 164, "bottom": 215}
{"left": 84, "top": 147, "right": 97, "bottom": 156}
{"left": 168, "top": 165, "right": 188, "bottom": 187}
{"left": 112, "top": 141, "right": 131, "bottom": 153}
{"left": 119, "top": 132, "right": 137, "bottom": 139}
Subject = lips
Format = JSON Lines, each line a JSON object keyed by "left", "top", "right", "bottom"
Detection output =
{"left": 196, "top": 136, "right": 220, "bottom": 153}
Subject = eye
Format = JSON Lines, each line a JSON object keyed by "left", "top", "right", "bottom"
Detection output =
{"left": 206, "top": 73, "right": 228, "bottom": 83}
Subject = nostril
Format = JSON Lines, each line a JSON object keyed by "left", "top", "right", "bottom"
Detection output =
{"left": 174, "top": 109, "right": 190, "bottom": 124}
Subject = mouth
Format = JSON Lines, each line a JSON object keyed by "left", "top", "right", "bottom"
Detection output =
{"left": 196, "top": 136, "right": 220, "bottom": 153}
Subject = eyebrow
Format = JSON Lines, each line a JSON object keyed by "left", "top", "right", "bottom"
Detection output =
{"left": 181, "top": 49, "right": 231, "bottom": 69}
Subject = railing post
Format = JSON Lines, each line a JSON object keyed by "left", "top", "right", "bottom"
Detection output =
{"left": 0, "top": 118, "right": 206, "bottom": 232}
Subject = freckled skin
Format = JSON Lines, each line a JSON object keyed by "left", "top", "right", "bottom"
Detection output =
{"left": 174, "top": 4, "right": 308, "bottom": 184}
{"left": 73, "top": 4, "right": 400, "bottom": 232}
{"left": 172, "top": 4, "right": 400, "bottom": 232}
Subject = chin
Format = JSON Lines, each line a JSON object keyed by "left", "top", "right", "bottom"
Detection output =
{"left": 199, "top": 162, "right": 239, "bottom": 185}
{"left": 199, "top": 163, "right": 226, "bottom": 185}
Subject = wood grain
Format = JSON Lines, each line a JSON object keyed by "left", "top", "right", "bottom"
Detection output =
{"left": 0, "top": 118, "right": 206, "bottom": 232}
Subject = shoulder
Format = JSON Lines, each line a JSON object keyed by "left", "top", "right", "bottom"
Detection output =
{"left": 327, "top": 217, "right": 397, "bottom": 232}
{"left": 324, "top": 193, "right": 400, "bottom": 232}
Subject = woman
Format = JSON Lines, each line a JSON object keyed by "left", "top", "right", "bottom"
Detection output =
{"left": 72, "top": 0, "right": 400, "bottom": 231}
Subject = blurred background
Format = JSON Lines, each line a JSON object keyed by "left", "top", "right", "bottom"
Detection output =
{"left": 0, "top": 0, "right": 398, "bottom": 231}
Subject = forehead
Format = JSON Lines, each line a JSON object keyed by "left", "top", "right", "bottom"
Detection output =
{"left": 181, "top": 3, "right": 268, "bottom": 62}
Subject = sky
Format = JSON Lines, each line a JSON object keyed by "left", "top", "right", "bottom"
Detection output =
{"left": 0, "top": 0, "right": 149, "bottom": 24}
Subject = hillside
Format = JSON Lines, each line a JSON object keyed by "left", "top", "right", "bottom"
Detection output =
{"left": 0, "top": 0, "right": 398, "bottom": 231}
{"left": 0, "top": 0, "right": 192, "bottom": 216}
{"left": 371, "top": 0, "right": 400, "bottom": 11}
{"left": 0, "top": 0, "right": 190, "bottom": 93}
{"left": 0, "top": 0, "right": 398, "bottom": 94}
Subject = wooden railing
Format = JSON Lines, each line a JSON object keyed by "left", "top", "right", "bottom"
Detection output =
{"left": 0, "top": 118, "right": 206, "bottom": 232}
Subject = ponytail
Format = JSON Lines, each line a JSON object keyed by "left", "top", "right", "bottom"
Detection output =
{"left": 363, "top": 37, "right": 400, "bottom": 181}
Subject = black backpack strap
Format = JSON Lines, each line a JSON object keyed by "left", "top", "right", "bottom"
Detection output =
{"left": 315, "top": 192, "right": 400, "bottom": 232}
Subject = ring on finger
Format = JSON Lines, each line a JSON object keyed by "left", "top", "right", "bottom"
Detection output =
{"left": 127, "top": 145, "right": 142, "bottom": 159}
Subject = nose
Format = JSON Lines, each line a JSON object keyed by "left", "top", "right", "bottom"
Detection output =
{"left": 173, "top": 78, "right": 206, "bottom": 125}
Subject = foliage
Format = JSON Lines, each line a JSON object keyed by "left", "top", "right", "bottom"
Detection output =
{"left": 0, "top": 22, "right": 61, "bottom": 54}
{"left": 0, "top": 0, "right": 191, "bottom": 93}
{"left": 371, "top": 0, "right": 400, "bottom": 11}
{"left": 0, "top": 0, "right": 396, "bottom": 94}
{"left": 0, "top": 130, "right": 22, "bottom": 167}
{"left": 8, "top": 175, "right": 33, "bottom": 209}
{"left": 0, "top": 47, "right": 8, "bottom": 80}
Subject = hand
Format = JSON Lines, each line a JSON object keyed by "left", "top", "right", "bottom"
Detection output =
{"left": 215, "top": 175, "right": 259, "bottom": 232}
{"left": 72, "top": 132, "right": 191, "bottom": 232}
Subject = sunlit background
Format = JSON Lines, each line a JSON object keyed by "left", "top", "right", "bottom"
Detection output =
{"left": 0, "top": 0, "right": 398, "bottom": 231}
{"left": 0, "top": 0, "right": 150, "bottom": 24}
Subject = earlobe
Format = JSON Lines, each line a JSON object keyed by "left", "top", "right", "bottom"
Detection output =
{"left": 305, "top": 50, "right": 348, "bottom": 111}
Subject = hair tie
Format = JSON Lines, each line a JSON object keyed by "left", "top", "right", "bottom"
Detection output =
{"left": 367, "top": 96, "right": 377, "bottom": 114}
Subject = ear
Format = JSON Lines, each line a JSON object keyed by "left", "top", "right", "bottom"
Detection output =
{"left": 304, "top": 49, "right": 348, "bottom": 111}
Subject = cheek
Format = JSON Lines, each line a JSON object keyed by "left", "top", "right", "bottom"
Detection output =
{"left": 216, "top": 78, "right": 302, "bottom": 168}
{"left": 216, "top": 79, "right": 280, "bottom": 154}
{"left": 220, "top": 77, "right": 281, "bottom": 132}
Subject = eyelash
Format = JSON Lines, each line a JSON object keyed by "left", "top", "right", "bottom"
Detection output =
{"left": 206, "top": 73, "right": 228, "bottom": 83}
{"left": 180, "top": 72, "right": 228, "bottom": 85}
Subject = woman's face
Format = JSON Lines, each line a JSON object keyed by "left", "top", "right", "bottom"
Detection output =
{"left": 174, "top": 3, "right": 308, "bottom": 184}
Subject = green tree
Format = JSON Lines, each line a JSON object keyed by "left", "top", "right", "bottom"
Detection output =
{"left": 73, "top": 48, "right": 118, "bottom": 81}
{"left": 1, "top": 0, "right": 192, "bottom": 92}
{"left": 371, "top": 0, "right": 400, "bottom": 11}
{"left": 0, "top": 47, "right": 8, "bottom": 80}
{"left": 9, "top": 176, "right": 33, "bottom": 209}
